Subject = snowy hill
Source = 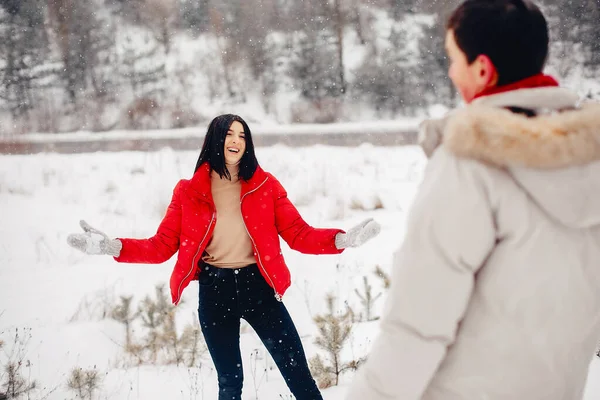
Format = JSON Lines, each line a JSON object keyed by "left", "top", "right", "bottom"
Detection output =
{"left": 1, "top": 1, "right": 598, "bottom": 136}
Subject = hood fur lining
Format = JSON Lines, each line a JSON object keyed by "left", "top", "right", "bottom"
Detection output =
{"left": 443, "top": 103, "right": 600, "bottom": 169}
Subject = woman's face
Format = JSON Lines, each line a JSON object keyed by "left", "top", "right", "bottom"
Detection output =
{"left": 223, "top": 120, "right": 246, "bottom": 165}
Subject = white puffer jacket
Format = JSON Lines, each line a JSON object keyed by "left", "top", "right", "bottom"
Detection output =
{"left": 348, "top": 87, "right": 600, "bottom": 400}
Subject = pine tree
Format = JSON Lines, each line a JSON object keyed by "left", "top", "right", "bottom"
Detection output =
{"left": 110, "top": 295, "right": 136, "bottom": 349}
{"left": 0, "top": 1, "right": 49, "bottom": 118}
{"left": 354, "top": 276, "right": 382, "bottom": 322}
{"left": 417, "top": 18, "right": 456, "bottom": 107}
{"left": 309, "top": 293, "right": 363, "bottom": 388}
{"left": 67, "top": 367, "right": 102, "bottom": 400}
{"left": 289, "top": 1, "right": 344, "bottom": 102}
{"left": 179, "top": 0, "right": 211, "bottom": 36}
{"left": 137, "top": 285, "right": 170, "bottom": 363}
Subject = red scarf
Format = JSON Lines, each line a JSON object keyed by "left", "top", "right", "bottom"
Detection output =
{"left": 473, "top": 73, "right": 559, "bottom": 100}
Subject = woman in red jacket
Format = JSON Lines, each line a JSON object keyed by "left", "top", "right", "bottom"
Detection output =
{"left": 67, "top": 114, "right": 380, "bottom": 400}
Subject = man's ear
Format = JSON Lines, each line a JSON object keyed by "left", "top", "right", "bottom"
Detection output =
{"left": 474, "top": 54, "right": 498, "bottom": 88}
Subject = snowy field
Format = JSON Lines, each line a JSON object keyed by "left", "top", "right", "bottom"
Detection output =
{"left": 0, "top": 144, "right": 598, "bottom": 399}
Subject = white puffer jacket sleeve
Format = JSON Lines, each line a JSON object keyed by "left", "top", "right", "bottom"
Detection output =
{"left": 347, "top": 148, "right": 497, "bottom": 400}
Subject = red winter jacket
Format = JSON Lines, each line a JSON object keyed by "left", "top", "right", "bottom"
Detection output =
{"left": 114, "top": 163, "right": 344, "bottom": 305}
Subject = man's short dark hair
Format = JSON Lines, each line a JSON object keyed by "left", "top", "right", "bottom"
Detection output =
{"left": 447, "top": 0, "right": 549, "bottom": 86}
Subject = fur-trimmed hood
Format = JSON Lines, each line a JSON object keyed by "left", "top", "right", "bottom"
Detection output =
{"left": 419, "top": 87, "right": 600, "bottom": 228}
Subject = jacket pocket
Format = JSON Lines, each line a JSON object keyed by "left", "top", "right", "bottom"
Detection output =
{"left": 197, "top": 263, "right": 217, "bottom": 287}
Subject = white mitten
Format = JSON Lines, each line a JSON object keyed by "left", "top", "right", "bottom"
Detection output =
{"left": 335, "top": 218, "right": 381, "bottom": 249}
{"left": 67, "top": 220, "right": 122, "bottom": 256}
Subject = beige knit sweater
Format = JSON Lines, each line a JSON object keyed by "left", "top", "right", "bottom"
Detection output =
{"left": 202, "top": 165, "right": 255, "bottom": 268}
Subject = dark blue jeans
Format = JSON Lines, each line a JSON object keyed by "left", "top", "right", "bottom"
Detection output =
{"left": 197, "top": 263, "right": 322, "bottom": 400}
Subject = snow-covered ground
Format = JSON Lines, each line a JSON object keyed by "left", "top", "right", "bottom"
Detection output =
{"left": 0, "top": 144, "right": 598, "bottom": 399}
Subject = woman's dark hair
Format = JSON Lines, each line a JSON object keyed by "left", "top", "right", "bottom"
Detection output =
{"left": 194, "top": 114, "right": 259, "bottom": 181}
{"left": 447, "top": 0, "right": 549, "bottom": 86}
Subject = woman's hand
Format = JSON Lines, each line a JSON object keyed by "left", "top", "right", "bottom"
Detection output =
{"left": 67, "top": 220, "right": 122, "bottom": 256}
{"left": 335, "top": 218, "right": 381, "bottom": 249}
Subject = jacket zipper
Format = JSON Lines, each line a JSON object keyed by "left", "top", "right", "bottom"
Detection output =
{"left": 240, "top": 177, "right": 282, "bottom": 302}
{"left": 175, "top": 210, "right": 216, "bottom": 305}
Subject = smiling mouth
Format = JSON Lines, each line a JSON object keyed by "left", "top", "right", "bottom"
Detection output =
{"left": 227, "top": 148, "right": 240, "bottom": 154}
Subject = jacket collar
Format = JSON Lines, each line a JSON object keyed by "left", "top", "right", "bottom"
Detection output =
{"left": 188, "top": 162, "right": 268, "bottom": 202}
{"left": 472, "top": 73, "right": 559, "bottom": 101}
{"left": 472, "top": 87, "right": 580, "bottom": 112}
